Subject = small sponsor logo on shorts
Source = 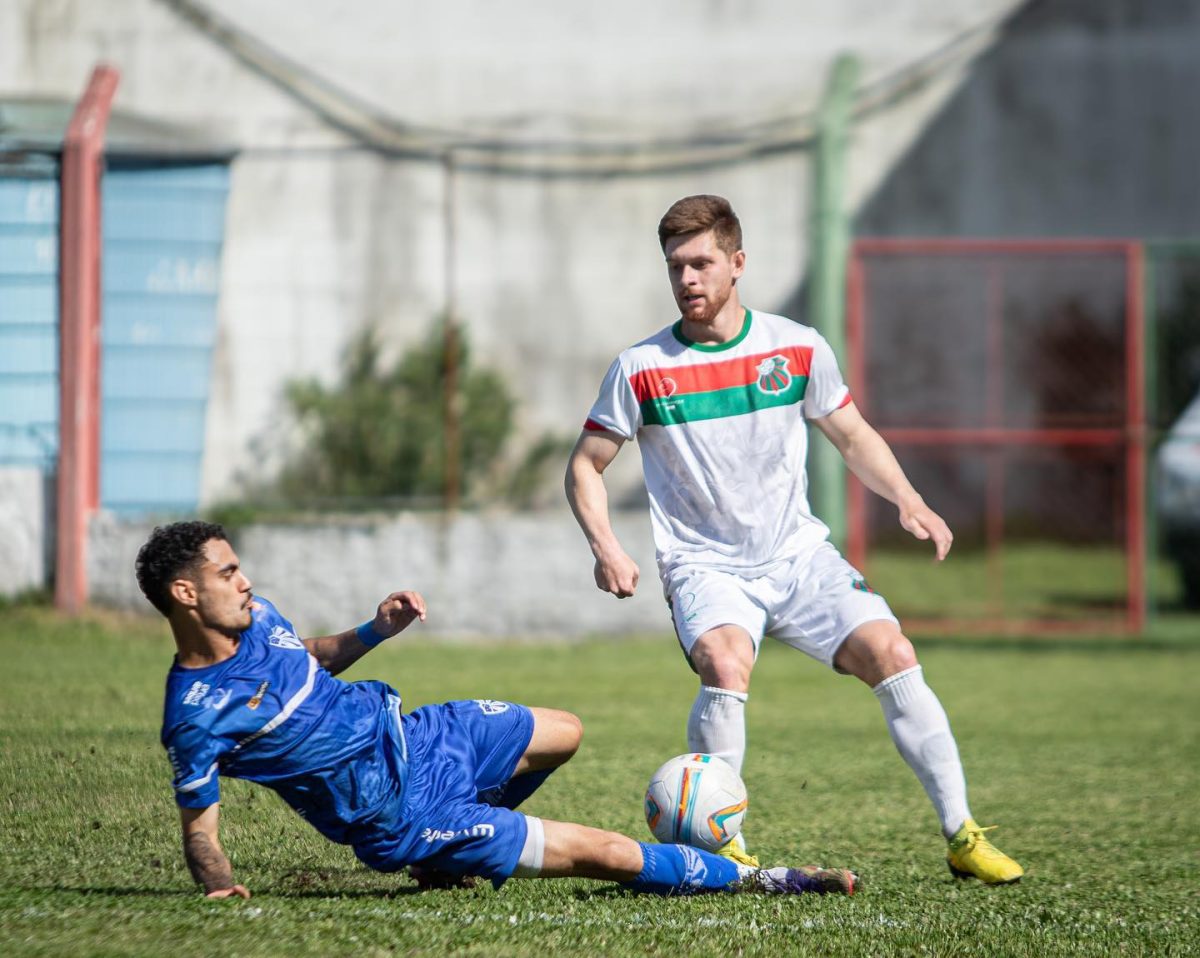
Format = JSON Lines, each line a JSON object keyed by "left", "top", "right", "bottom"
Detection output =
{"left": 676, "top": 591, "right": 700, "bottom": 623}
{"left": 475, "top": 700, "right": 509, "bottom": 715}
{"left": 421, "top": 823, "right": 495, "bottom": 844}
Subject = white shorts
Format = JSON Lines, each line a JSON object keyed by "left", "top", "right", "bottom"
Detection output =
{"left": 665, "top": 541, "right": 899, "bottom": 672}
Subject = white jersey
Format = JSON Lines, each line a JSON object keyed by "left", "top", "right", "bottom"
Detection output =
{"left": 585, "top": 309, "right": 851, "bottom": 581}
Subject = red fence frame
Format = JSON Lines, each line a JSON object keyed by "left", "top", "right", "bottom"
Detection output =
{"left": 847, "top": 238, "right": 1146, "bottom": 634}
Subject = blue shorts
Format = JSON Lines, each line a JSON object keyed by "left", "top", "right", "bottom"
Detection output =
{"left": 352, "top": 699, "right": 536, "bottom": 879}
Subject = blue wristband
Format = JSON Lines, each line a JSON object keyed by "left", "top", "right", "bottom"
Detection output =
{"left": 355, "top": 620, "right": 389, "bottom": 648}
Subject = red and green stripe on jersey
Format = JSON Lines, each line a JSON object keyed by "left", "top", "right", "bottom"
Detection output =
{"left": 586, "top": 343, "right": 847, "bottom": 430}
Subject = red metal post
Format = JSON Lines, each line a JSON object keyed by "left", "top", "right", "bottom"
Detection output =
{"left": 1125, "top": 243, "right": 1147, "bottom": 633}
{"left": 985, "top": 263, "right": 1006, "bottom": 617}
{"left": 55, "top": 65, "right": 119, "bottom": 614}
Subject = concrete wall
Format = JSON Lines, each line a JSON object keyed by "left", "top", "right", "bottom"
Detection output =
{"left": 0, "top": 467, "right": 49, "bottom": 594}
{"left": 0, "top": 0, "right": 1018, "bottom": 505}
{"left": 858, "top": 0, "right": 1200, "bottom": 237}
{"left": 88, "top": 510, "right": 667, "bottom": 638}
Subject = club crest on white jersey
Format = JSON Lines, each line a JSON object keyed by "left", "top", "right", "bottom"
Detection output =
{"left": 755, "top": 355, "right": 792, "bottom": 394}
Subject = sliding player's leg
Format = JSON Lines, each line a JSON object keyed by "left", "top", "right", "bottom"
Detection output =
{"left": 483, "top": 706, "right": 582, "bottom": 810}
{"left": 529, "top": 819, "right": 855, "bottom": 896}
{"left": 406, "top": 700, "right": 579, "bottom": 888}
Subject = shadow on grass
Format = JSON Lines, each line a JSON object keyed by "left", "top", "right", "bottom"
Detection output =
{"left": 42, "top": 886, "right": 196, "bottom": 898}
{"left": 571, "top": 886, "right": 630, "bottom": 901}
{"left": 43, "top": 883, "right": 428, "bottom": 900}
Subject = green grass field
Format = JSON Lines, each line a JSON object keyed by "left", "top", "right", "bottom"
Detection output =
{"left": 1, "top": 604, "right": 1197, "bottom": 957}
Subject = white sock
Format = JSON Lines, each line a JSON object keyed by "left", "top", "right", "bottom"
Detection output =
{"left": 873, "top": 665, "right": 971, "bottom": 837}
{"left": 687, "top": 685, "right": 748, "bottom": 776}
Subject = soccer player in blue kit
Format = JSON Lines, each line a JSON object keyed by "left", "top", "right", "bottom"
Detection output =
{"left": 138, "top": 521, "right": 857, "bottom": 899}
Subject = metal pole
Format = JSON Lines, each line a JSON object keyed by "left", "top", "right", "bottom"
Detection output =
{"left": 807, "top": 52, "right": 859, "bottom": 550}
{"left": 56, "top": 64, "right": 119, "bottom": 613}
{"left": 1126, "top": 242, "right": 1147, "bottom": 634}
{"left": 442, "top": 150, "right": 461, "bottom": 509}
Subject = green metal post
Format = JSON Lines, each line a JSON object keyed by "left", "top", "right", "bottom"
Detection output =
{"left": 807, "top": 53, "right": 860, "bottom": 549}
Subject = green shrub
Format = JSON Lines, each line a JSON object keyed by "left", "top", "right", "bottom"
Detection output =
{"left": 272, "top": 320, "right": 514, "bottom": 505}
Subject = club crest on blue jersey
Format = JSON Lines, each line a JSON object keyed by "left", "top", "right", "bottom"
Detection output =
{"left": 268, "top": 625, "right": 305, "bottom": 650}
{"left": 754, "top": 355, "right": 792, "bottom": 394}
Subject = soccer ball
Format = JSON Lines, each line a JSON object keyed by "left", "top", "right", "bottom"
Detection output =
{"left": 643, "top": 753, "right": 748, "bottom": 852}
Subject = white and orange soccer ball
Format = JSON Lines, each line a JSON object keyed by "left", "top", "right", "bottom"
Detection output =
{"left": 644, "top": 753, "right": 748, "bottom": 852}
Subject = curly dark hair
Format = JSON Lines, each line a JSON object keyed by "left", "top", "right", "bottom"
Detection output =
{"left": 135, "top": 521, "right": 229, "bottom": 617}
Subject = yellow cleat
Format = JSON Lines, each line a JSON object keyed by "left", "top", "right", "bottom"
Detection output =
{"left": 718, "top": 832, "right": 760, "bottom": 868}
{"left": 946, "top": 819, "right": 1024, "bottom": 884}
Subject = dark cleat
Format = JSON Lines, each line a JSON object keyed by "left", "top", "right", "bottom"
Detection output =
{"left": 750, "top": 865, "right": 858, "bottom": 895}
{"left": 407, "top": 864, "right": 477, "bottom": 890}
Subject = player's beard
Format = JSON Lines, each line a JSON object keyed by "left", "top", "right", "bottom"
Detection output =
{"left": 681, "top": 281, "right": 734, "bottom": 327}
{"left": 199, "top": 592, "right": 254, "bottom": 637}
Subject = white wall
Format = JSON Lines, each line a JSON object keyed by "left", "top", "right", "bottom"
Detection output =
{"left": 88, "top": 510, "right": 664, "bottom": 638}
{"left": 0, "top": 467, "right": 49, "bottom": 594}
{"left": 1, "top": 0, "right": 1020, "bottom": 504}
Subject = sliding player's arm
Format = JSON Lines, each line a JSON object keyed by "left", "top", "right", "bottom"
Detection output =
{"left": 812, "top": 400, "right": 953, "bottom": 560}
{"left": 303, "top": 591, "right": 427, "bottom": 676}
{"left": 180, "top": 803, "right": 250, "bottom": 899}
{"left": 565, "top": 430, "right": 640, "bottom": 597}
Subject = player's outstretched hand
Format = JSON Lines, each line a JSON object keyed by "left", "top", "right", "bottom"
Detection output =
{"left": 594, "top": 549, "right": 639, "bottom": 598}
{"left": 373, "top": 591, "right": 428, "bottom": 637}
{"left": 899, "top": 498, "right": 953, "bottom": 561}
{"left": 205, "top": 884, "right": 251, "bottom": 900}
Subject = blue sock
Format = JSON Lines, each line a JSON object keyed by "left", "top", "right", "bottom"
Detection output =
{"left": 622, "top": 842, "right": 746, "bottom": 896}
{"left": 478, "top": 768, "right": 555, "bottom": 810}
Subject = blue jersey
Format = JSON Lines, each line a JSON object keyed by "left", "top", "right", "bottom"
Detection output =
{"left": 160, "top": 597, "right": 409, "bottom": 845}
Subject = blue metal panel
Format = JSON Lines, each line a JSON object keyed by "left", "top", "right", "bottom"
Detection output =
{"left": 101, "top": 452, "right": 204, "bottom": 515}
{"left": 0, "top": 170, "right": 59, "bottom": 468}
{"left": 100, "top": 163, "right": 229, "bottom": 517}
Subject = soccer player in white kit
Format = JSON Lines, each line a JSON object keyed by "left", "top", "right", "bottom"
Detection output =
{"left": 565, "top": 195, "right": 1023, "bottom": 884}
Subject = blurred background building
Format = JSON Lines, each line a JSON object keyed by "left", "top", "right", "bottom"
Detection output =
{"left": 1, "top": 0, "right": 1197, "bottom": 634}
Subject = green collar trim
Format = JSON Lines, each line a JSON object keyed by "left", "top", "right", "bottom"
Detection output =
{"left": 672, "top": 309, "right": 752, "bottom": 352}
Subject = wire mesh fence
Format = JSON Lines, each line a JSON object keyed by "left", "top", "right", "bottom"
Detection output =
{"left": 848, "top": 240, "right": 1149, "bottom": 632}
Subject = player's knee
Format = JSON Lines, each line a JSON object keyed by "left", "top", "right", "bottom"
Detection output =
{"left": 882, "top": 633, "right": 918, "bottom": 675}
{"left": 560, "top": 711, "right": 584, "bottom": 755}
{"left": 692, "top": 634, "right": 753, "bottom": 691}
{"left": 544, "top": 709, "right": 583, "bottom": 761}
{"left": 706, "top": 658, "right": 751, "bottom": 691}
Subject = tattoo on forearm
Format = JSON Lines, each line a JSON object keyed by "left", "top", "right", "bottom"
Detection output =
{"left": 183, "top": 831, "right": 234, "bottom": 892}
